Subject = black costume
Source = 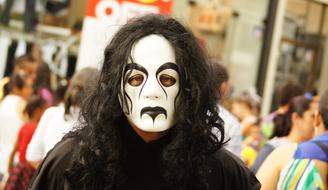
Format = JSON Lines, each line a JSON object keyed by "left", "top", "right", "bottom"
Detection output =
{"left": 28, "top": 119, "right": 260, "bottom": 190}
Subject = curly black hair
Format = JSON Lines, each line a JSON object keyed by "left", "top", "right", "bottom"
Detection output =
{"left": 65, "top": 14, "right": 225, "bottom": 190}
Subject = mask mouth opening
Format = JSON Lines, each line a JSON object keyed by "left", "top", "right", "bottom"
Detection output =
{"left": 140, "top": 106, "right": 167, "bottom": 123}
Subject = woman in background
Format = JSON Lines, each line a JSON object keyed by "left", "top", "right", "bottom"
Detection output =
{"left": 26, "top": 68, "right": 99, "bottom": 168}
{"left": 256, "top": 95, "right": 317, "bottom": 189}
{"left": 0, "top": 72, "right": 33, "bottom": 182}
{"left": 33, "top": 63, "right": 53, "bottom": 106}
{"left": 5, "top": 95, "right": 48, "bottom": 190}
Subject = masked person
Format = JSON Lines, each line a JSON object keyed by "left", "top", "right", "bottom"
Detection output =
{"left": 28, "top": 14, "right": 260, "bottom": 190}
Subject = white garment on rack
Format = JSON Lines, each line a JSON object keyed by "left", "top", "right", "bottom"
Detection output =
{"left": 11, "top": 0, "right": 44, "bottom": 14}
{"left": 41, "top": 43, "right": 57, "bottom": 65}
{"left": 14, "top": 39, "right": 27, "bottom": 58}
{"left": 0, "top": 36, "right": 11, "bottom": 78}
{"left": 59, "top": 54, "right": 68, "bottom": 77}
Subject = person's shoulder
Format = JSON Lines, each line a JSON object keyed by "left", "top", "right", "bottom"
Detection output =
{"left": 269, "top": 143, "right": 297, "bottom": 162}
{"left": 210, "top": 148, "right": 261, "bottom": 190}
{"left": 43, "top": 105, "right": 63, "bottom": 116}
{"left": 295, "top": 140, "right": 328, "bottom": 161}
{"left": 44, "top": 137, "right": 77, "bottom": 161}
{"left": 41, "top": 137, "right": 78, "bottom": 171}
{"left": 28, "top": 137, "right": 78, "bottom": 190}
{"left": 38, "top": 106, "right": 64, "bottom": 125}
{"left": 213, "top": 147, "right": 244, "bottom": 166}
{"left": 273, "top": 143, "right": 297, "bottom": 155}
{"left": 212, "top": 148, "right": 252, "bottom": 175}
{"left": 267, "top": 143, "right": 296, "bottom": 168}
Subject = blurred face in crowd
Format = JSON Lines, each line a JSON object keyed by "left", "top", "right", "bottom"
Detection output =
{"left": 231, "top": 101, "right": 252, "bottom": 121}
{"left": 219, "top": 81, "right": 231, "bottom": 101}
{"left": 121, "top": 35, "right": 180, "bottom": 134}
{"left": 21, "top": 77, "right": 33, "bottom": 100}
{"left": 294, "top": 106, "right": 316, "bottom": 141}
{"left": 14, "top": 61, "right": 38, "bottom": 82}
{"left": 24, "top": 62, "right": 38, "bottom": 82}
{"left": 34, "top": 103, "right": 49, "bottom": 122}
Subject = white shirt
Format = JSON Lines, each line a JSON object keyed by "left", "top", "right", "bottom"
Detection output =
{"left": 26, "top": 104, "right": 79, "bottom": 162}
{"left": 0, "top": 95, "right": 24, "bottom": 179}
{"left": 217, "top": 105, "right": 242, "bottom": 158}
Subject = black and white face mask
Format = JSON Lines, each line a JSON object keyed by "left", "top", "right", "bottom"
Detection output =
{"left": 121, "top": 34, "right": 180, "bottom": 132}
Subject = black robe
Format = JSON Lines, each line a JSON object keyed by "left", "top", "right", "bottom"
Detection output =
{"left": 28, "top": 123, "right": 261, "bottom": 190}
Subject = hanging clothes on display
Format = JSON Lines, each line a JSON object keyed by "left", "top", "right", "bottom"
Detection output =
{"left": 24, "top": 0, "right": 38, "bottom": 32}
{"left": 15, "top": 39, "right": 27, "bottom": 58}
{"left": 4, "top": 40, "right": 18, "bottom": 77}
{"left": 3, "top": 39, "right": 28, "bottom": 77}
{"left": 0, "top": 0, "right": 15, "bottom": 25}
{"left": 41, "top": 43, "right": 57, "bottom": 65}
{"left": 0, "top": 36, "right": 11, "bottom": 78}
{"left": 0, "top": 0, "right": 45, "bottom": 32}
{"left": 46, "top": 0, "right": 70, "bottom": 16}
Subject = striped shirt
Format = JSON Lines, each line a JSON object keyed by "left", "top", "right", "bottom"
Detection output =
{"left": 277, "top": 133, "right": 328, "bottom": 190}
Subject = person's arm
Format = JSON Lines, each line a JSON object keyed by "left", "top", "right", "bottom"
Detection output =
{"left": 251, "top": 144, "right": 274, "bottom": 173}
{"left": 8, "top": 135, "right": 19, "bottom": 172}
{"left": 256, "top": 144, "right": 296, "bottom": 190}
{"left": 25, "top": 123, "right": 46, "bottom": 168}
{"left": 313, "top": 160, "right": 328, "bottom": 189}
{"left": 26, "top": 107, "right": 57, "bottom": 168}
{"left": 28, "top": 160, "right": 41, "bottom": 169}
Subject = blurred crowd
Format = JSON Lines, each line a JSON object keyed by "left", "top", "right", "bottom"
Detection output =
{"left": 0, "top": 46, "right": 99, "bottom": 189}
{"left": 211, "top": 62, "right": 327, "bottom": 189}
{"left": 0, "top": 45, "right": 327, "bottom": 190}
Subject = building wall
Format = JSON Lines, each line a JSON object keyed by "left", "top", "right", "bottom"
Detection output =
{"left": 223, "top": 0, "right": 269, "bottom": 95}
{"left": 319, "top": 38, "right": 328, "bottom": 94}
{"left": 171, "top": 0, "right": 269, "bottom": 96}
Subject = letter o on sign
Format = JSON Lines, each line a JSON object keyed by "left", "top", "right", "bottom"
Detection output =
{"left": 95, "top": 1, "right": 120, "bottom": 22}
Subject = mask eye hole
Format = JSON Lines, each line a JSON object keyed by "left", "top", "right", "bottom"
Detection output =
{"left": 128, "top": 74, "right": 144, "bottom": 86}
{"left": 159, "top": 74, "right": 176, "bottom": 87}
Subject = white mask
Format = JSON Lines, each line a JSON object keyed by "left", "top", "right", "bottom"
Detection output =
{"left": 121, "top": 34, "right": 180, "bottom": 132}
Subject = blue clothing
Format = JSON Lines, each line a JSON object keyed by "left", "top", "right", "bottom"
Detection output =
{"left": 276, "top": 133, "right": 328, "bottom": 190}
{"left": 294, "top": 133, "right": 328, "bottom": 162}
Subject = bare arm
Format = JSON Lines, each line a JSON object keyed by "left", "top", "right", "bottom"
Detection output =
{"left": 256, "top": 144, "right": 296, "bottom": 190}
{"left": 8, "top": 136, "right": 19, "bottom": 172}
{"left": 313, "top": 160, "right": 328, "bottom": 189}
{"left": 28, "top": 160, "right": 41, "bottom": 169}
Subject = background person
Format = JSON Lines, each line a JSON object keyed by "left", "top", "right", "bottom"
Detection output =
{"left": 256, "top": 95, "right": 317, "bottom": 189}
{"left": 211, "top": 61, "right": 242, "bottom": 158}
{"left": 25, "top": 67, "right": 99, "bottom": 169}
{"left": 5, "top": 95, "right": 48, "bottom": 190}
{"left": 0, "top": 72, "right": 33, "bottom": 182}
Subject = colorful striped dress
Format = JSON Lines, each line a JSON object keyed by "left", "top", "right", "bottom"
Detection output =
{"left": 277, "top": 133, "right": 328, "bottom": 190}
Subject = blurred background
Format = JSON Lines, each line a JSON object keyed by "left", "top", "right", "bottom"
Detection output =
{"left": 1, "top": 0, "right": 327, "bottom": 116}
{"left": 1, "top": 0, "right": 328, "bottom": 188}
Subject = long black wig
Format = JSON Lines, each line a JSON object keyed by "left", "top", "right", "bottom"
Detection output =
{"left": 65, "top": 14, "right": 225, "bottom": 190}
